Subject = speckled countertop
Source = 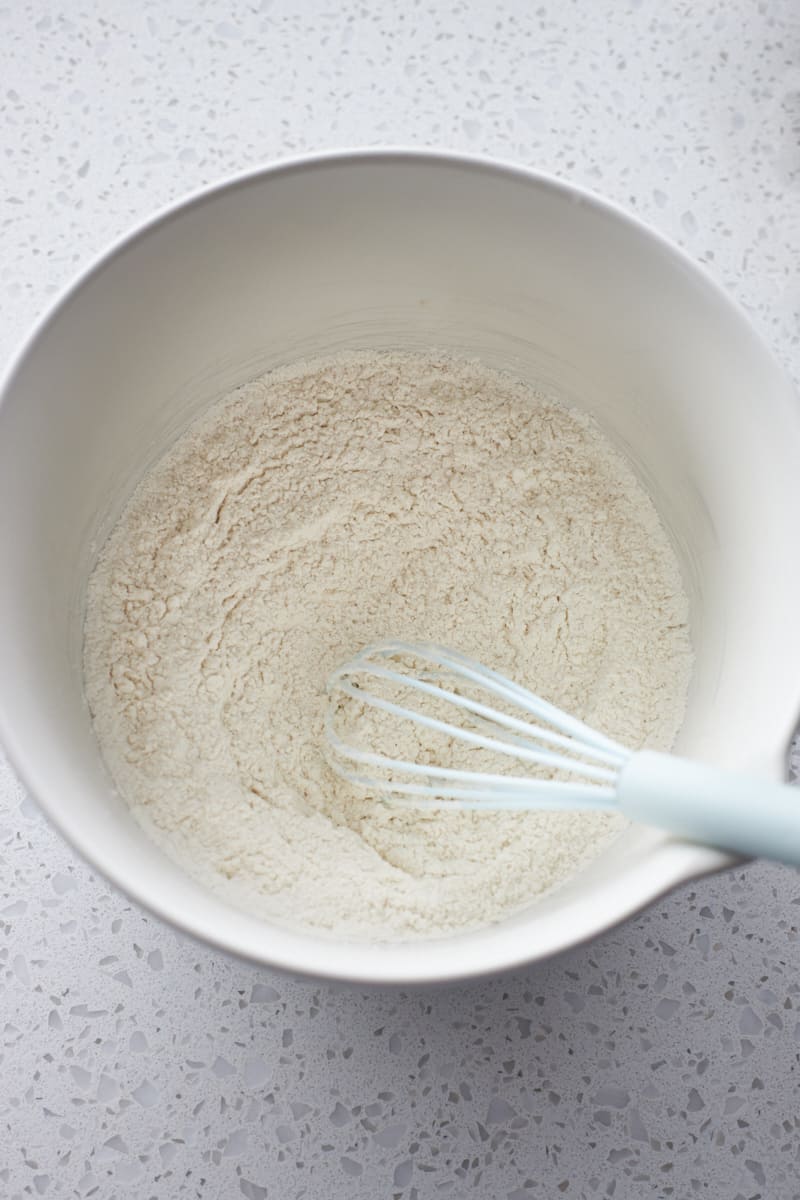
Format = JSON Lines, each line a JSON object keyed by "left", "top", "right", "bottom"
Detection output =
{"left": 2, "top": 2, "right": 800, "bottom": 1197}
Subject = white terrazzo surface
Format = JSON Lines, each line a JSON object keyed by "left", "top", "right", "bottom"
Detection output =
{"left": 3, "top": 2, "right": 800, "bottom": 1196}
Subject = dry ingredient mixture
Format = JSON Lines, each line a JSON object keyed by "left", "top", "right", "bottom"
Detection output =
{"left": 84, "top": 352, "right": 692, "bottom": 939}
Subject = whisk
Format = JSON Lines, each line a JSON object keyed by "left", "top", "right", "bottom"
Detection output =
{"left": 325, "top": 640, "right": 800, "bottom": 866}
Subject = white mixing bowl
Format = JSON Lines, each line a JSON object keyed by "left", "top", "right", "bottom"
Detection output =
{"left": 2, "top": 150, "right": 800, "bottom": 984}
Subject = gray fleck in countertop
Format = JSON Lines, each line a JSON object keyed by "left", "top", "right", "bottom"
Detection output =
{"left": 2, "top": 2, "right": 800, "bottom": 1197}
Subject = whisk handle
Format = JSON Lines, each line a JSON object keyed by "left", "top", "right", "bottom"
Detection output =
{"left": 618, "top": 750, "right": 800, "bottom": 866}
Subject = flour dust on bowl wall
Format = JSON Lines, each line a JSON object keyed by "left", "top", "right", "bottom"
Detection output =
{"left": 83, "top": 350, "right": 692, "bottom": 940}
{"left": 2, "top": 153, "right": 800, "bottom": 983}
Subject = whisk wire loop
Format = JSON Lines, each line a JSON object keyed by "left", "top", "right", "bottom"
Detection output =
{"left": 325, "top": 641, "right": 631, "bottom": 809}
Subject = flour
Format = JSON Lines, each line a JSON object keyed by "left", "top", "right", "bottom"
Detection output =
{"left": 83, "top": 351, "right": 692, "bottom": 940}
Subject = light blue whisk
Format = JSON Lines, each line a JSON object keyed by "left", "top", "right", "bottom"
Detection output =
{"left": 325, "top": 641, "right": 800, "bottom": 866}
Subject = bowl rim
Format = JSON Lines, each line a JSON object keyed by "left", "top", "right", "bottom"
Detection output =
{"left": 1, "top": 145, "right": 796, "bottom": 984}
